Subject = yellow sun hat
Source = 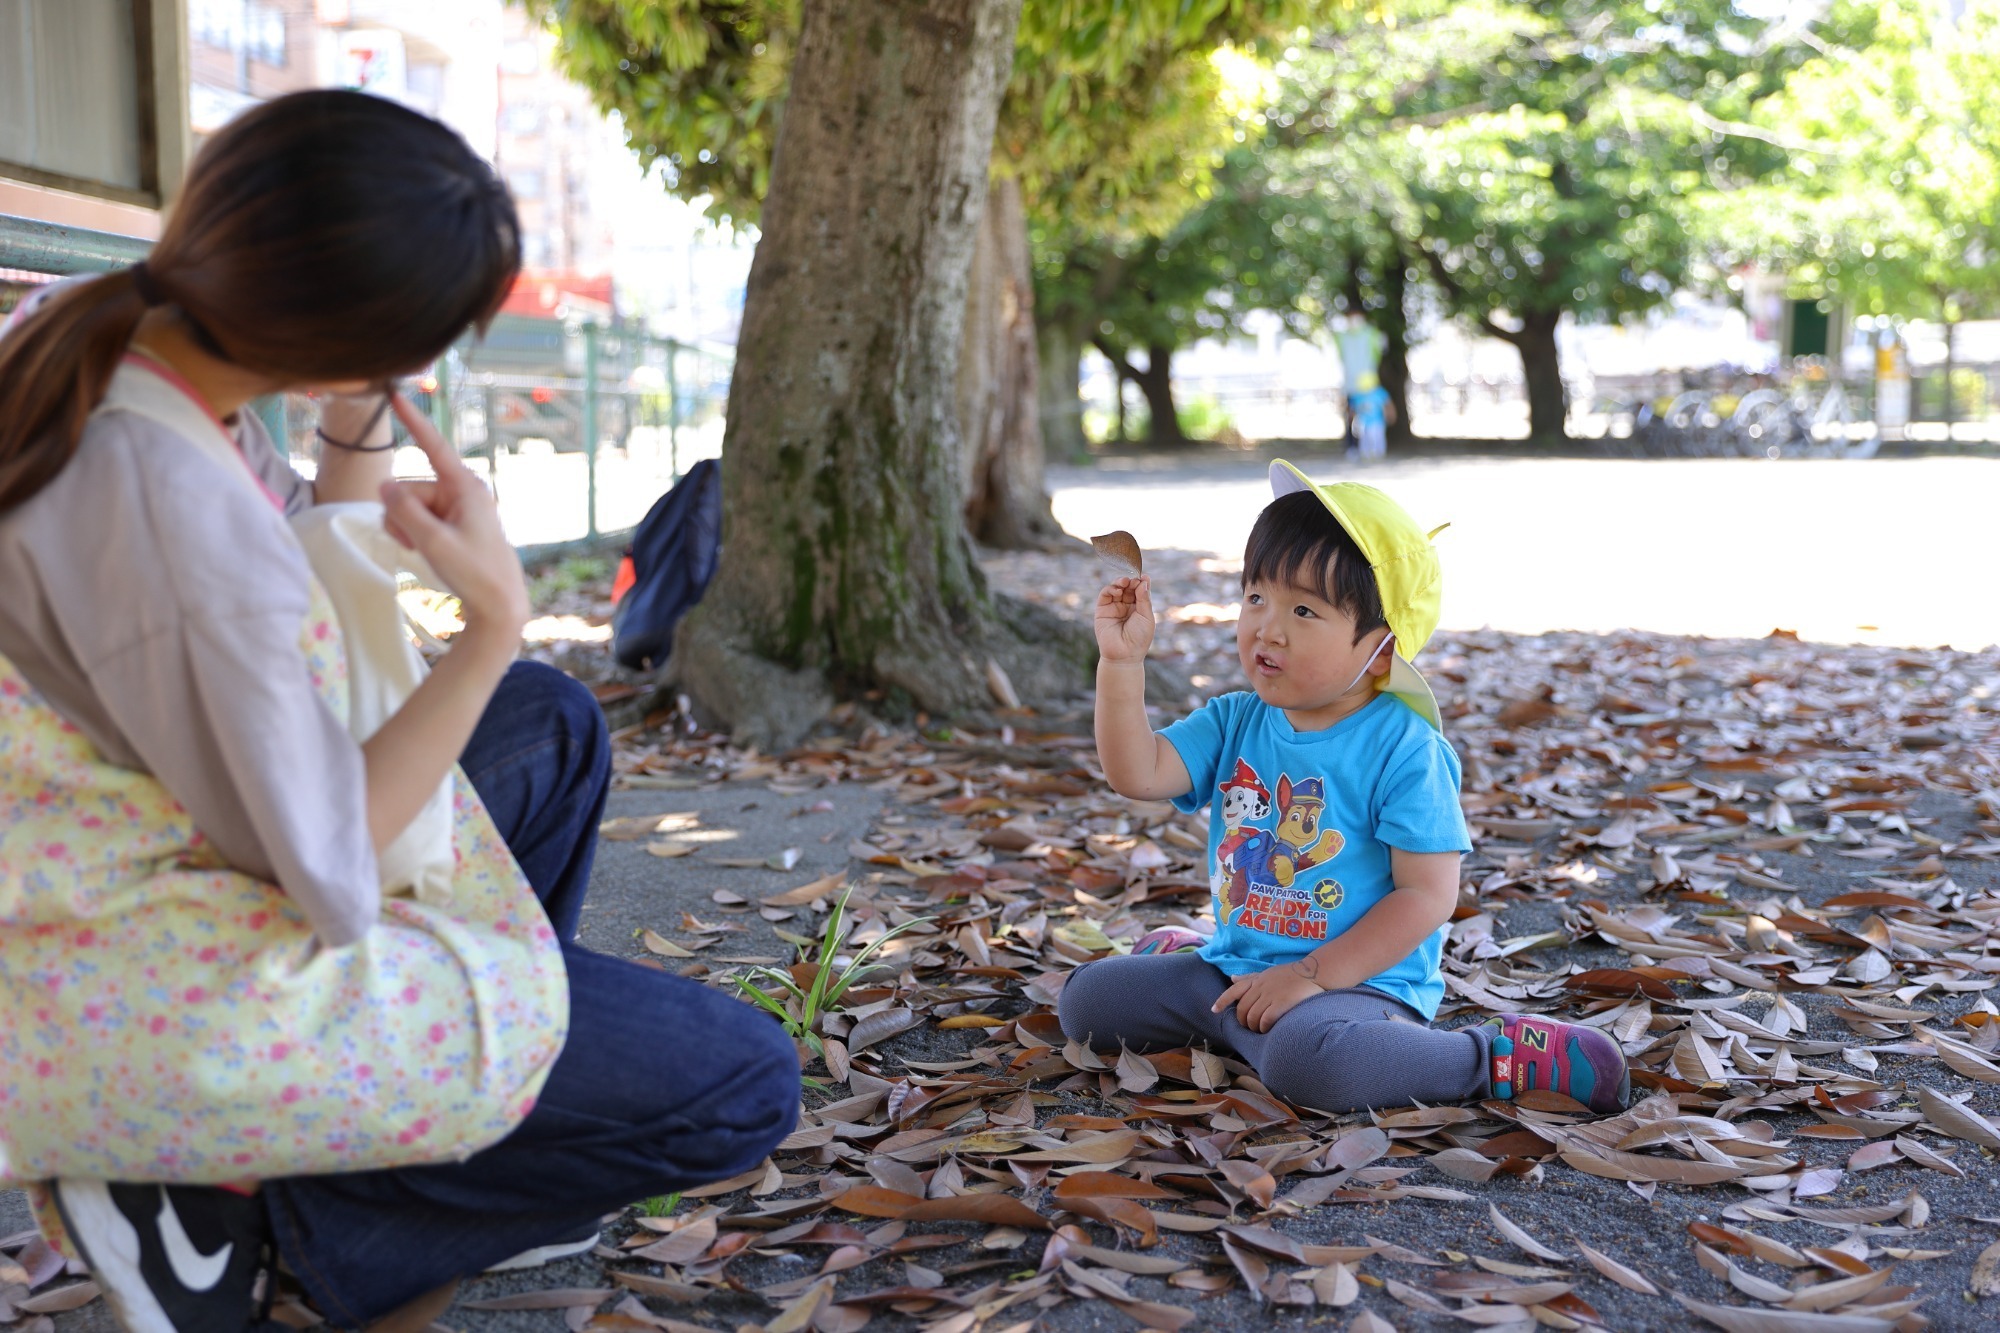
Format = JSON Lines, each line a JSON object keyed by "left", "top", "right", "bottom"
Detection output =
{"left": 1269, "top": 459, "right": 1449, "bottom": 730}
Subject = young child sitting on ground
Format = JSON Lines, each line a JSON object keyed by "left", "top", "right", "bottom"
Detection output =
{"left": 1058, "top": 462, "right": 1631, "bottom": 1114}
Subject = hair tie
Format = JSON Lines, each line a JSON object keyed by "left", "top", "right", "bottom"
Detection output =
{"left": 129, "top": 262, "right": 163, "bottom": 307}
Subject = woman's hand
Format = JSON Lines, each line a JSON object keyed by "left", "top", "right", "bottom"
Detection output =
{"left": 380, "top": 394, "right": 529, "bottom": 633}
{"left": 1213, "top": 960, "right": 1325, "bottom": 1033}
{"left": 1095, "top": 576, "right": 1156, "bottom": 663}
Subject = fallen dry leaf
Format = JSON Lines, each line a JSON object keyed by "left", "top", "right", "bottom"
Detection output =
{"left": 1088, "top": 530, "right": 1143, "bottom": 574}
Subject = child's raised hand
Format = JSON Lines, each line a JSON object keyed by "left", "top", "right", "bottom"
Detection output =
{"left": 1095, "top": 576, "right": 1156, "bottom": 663}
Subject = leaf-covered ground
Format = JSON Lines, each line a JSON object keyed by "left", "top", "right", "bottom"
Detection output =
{"left": 14, "top": 543, "right": 2000, "bottom": 1333}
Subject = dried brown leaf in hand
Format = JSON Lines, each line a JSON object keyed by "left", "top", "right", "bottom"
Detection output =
{"left": 1089, "top": 531, "right": 1143, "bottom": 574}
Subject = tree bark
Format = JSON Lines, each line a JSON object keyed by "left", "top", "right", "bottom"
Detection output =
{"left": 1378, "top": 249, "right": 1414, "bottom": 446}
{"left": 1097, "top": 339, "right": 1186, "bottom": 445}
{"left": 667, "top": 0, "right": 1088, "bottom": 749}
{"left": 1037, "top": 321, "right": 1088, "bottom": 462}
{"left": 1135, "top": 344, "right": 1185, "bottom": 444}
{"left": 960, "top": 175, "right": 1067, "bottom": 550}
{"left": 1513, "top": 309, "right": 1568, "bottom": 443}
{"left": 1942, "top": 310, "right": 1957, "bottom": 428}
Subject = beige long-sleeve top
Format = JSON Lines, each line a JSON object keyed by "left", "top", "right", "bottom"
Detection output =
{"left": 0, "top": 355, "right": 380, "bottom": 947}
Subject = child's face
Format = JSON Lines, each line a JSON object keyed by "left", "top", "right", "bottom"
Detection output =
{"left": 1237, "top": 574, "right": 1391, "bottom": 725}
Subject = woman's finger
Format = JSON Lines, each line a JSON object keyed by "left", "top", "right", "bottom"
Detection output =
{"left": 380, "top": 478, "right": 450, "bottom": 547}
{"left": 390, "top": 392, "right": 472, "bottom": 481}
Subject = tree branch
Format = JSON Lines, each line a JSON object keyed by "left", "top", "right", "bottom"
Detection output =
{"left": 1091, "top": 336, "right": 1142, "bottom": 383}
{"left": 1416, "top": 243, "right": 1525, "bottom": 346}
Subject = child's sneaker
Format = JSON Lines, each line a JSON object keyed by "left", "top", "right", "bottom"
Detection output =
{"left": 1130, "top": 927, "right": 1206, "bottom": 955}
{"left": 1482, "top": 1014, "right": 1631, "bottom": 1114}
{"left": 52, "top": 1180, "right": 267, "bottom": 1333}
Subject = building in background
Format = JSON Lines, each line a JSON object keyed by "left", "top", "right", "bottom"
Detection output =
{"left": 165, "top": 1, "right": 752, "bottom": 340}
{"left": 188, "top": 0, "right": 320, "bottom": 138}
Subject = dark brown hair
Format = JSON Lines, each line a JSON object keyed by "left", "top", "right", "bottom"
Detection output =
{"left": 0, "top": 89, "right": 520, "bottom": 511}
{"left": 1244, "top": 491, "right": 1388, "bottom": 643}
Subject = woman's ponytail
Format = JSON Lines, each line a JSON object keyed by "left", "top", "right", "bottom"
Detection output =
{"left": 0, "top": 267, "right": 153, "bottom": 512}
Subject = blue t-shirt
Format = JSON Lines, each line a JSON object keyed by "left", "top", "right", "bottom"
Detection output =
{"left": 1162, "top": 691, "right": 1471, "bottom": 1018}
{"left": 1352, "top": 385, "right": 1390, "bottom": 426}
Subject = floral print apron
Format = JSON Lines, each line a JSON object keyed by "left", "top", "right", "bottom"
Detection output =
{"left": 0, "top": 365, "right": 568, "bottom": 1257}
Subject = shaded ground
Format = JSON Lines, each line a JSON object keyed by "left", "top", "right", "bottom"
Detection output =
{"left": 13, "top": 537, "right": 2000, "bottom": 1333}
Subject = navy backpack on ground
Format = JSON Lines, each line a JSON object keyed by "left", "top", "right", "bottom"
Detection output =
{"left": 611, "top": 458, "right": 722, "bottom": 671}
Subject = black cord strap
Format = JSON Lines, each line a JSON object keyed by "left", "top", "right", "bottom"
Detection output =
{"left": 317, "top": 392, "right": 396, "bottom": 452}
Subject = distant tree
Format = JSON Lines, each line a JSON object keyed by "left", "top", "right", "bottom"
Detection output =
{"left": 1035, "top": 150, "right": 1370, "bottom": 445}
{"left": 1702, "top": 0, "right": 2000, "bottom": 416}
{"left": 1269, "top": 0, "right": 1843, "bottom": 442}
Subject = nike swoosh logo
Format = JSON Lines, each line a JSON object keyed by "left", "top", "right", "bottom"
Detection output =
{"left": 156, "top": 1188, "right": 232, "bottom": 1292}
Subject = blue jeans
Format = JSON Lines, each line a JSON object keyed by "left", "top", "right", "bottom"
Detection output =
{"left": 263, "top": 663, "right": 800, "bottom": 1326}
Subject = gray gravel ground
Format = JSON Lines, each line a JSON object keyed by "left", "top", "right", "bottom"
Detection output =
{"left": 19, "top": 752, "right": 2000, "bottom": 1332}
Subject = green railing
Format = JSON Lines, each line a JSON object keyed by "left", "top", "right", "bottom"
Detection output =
{"left": 0, "top": 213, "right": 151, "bottom": 276}
{"left": 1, "top": 213, "right": 731, "bottom": 561}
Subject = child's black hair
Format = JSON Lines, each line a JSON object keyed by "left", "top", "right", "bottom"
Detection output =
{"left": 1243, "top": 491, "right": 1388, "bottom": 644}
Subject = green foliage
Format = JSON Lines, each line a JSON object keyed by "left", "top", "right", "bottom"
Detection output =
{"left": 1038, "top": 153, "right": 1302, "bottom": 359}
{"left": 528, "top": 0, "right": 1301, "bottom": 237}
{"left": 1699, "top": 0, "right": 2000, "bottom": 323}
{"left": 528, "top": 554, "right": 612, "bottom": 605}
{"left": 735, "top": 889, "right": 926, "bottom": 1059}
{"left": 1273, "top": 0, "right": 1846, "bottom": 338}
{"left": 531, "top": 0, "right": 795, "bottom": 221}
{"left": 1175, "top": 392, "right": 1238, "bottom": 440}
{"left": 637, "top": 1192, "right": 682, "bottom": 1217}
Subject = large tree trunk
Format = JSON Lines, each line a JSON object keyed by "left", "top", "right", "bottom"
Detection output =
{"left": 667, "top": 0, "right": 1088, "bottom": 749}
{"left": 1942, "top": 310, "right": 1957, "bottom": 428}
{"left": 1379, "top": 249, "right": 1414, "bottom": 446}
{"left": 1132, "top": 344, "right": 1186, "bottom": 444}
{"left": 960, "top": 175, "right": 1066, "bottom": 550}
{"left": 1037, "top": 321, "right": 1088, "bottom": 462}
{"left": 1514, "top": 309, "right": 1568, "bottom": 443}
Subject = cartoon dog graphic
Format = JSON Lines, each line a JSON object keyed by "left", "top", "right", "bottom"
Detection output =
{"left": 1268, "top": 775, "right": 1343, "bottom": 889}
{"left": 1213, "top": 760, "right": 1272, "bottom": 918}
{"left": 1223, "top": 772, "right": 1347, "bottom": 924}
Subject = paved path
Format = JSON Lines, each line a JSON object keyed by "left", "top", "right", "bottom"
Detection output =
{"left": 1049, "top": 453, "right": 2000, "bottom": 651}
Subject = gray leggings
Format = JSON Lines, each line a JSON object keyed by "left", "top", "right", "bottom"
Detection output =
{"left": 1056, "top": 951, "right": 1491, "bottom": 1113}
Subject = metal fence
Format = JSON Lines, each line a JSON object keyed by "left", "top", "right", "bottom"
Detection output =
{"left": 0, "top": 213, "right": 732, "bottom": 559}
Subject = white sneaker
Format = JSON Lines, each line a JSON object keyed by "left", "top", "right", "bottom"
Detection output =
{"left": 51, "top": 1181, "right": 266, "bottom": 1333}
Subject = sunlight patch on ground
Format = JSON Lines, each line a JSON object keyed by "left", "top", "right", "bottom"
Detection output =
{"left": 524, "top": 614, "right": 613, "bottom": 645}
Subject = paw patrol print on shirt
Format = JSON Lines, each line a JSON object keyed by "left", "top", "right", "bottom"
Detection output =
{"left": 1212, "top": 762, "right": 1346, "bottom": 941}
